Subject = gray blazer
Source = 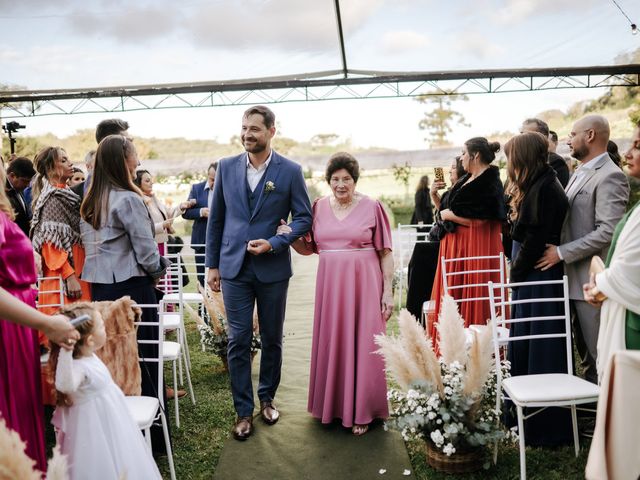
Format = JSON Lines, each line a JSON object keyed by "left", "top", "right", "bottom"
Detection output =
{"left": 559, "top": 154, "right": 629, "bottom": 299}
{"left": 81, "top": 189, "right": 168, "bottom": 284}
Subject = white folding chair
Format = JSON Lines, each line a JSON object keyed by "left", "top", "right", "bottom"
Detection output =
{"left": 35, "top": 275, "right": 65, "bottom": 311}
{"left": 157, "top": 255, "right": 196, "bottom": 428}
{"left": 123, "top": 303, "right": 176, "bottom": 480}
{"left": 36, "top": 275, "right": 65, "bottom": 366}
{"left": 487, "top": 276, "right": 600, "bottom": 480}
{"left": 440, "top": 253, "right": 509, "bottom": 343}
{"left": 395, "top": 223, "right": 433, "bottom": 309}
{"left": 157, "top": 253, "right": 192, "bottom": 371}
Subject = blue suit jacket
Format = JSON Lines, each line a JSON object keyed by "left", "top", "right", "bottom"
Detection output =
{"left": 205, "top": 151, "right": 312, "bottom": 282}
{"left": 182, "top": 180, "right": 210, "bottom": 246}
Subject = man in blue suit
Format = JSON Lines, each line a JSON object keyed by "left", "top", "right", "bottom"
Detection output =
{"left": 206, "top": 105, "right": 312, "bottom": 441}
{"left": 183, "top": 163, "right": 217, "bottom": 287}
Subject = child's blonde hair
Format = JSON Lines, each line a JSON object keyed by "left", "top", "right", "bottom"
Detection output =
{"left": 48, "top": 302, "right": 99, "bottom": 406}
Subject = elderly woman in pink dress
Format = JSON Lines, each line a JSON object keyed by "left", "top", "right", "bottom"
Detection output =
{"left": 279, "top": 152, "right": 394, "bottom": 435}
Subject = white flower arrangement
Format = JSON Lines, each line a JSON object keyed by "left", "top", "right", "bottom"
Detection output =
{"left": 375, "top": 296, "right": 510, "bottom": 456}
{"left": 264, "top": 181, "right": 276, "bottom": 193}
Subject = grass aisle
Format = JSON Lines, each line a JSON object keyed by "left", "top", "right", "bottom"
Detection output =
{"left": 211, "top": 253, "right": 414, "bottom": 480}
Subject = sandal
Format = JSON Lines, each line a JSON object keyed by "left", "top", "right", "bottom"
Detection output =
{"left": 352, "top": 424, "right": 369, "bottom": 436}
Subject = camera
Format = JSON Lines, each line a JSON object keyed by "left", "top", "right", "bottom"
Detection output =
{"left": 2, "top": 121, "right": 26, "bottom": 134}
{"left": 2, "top": 121, "right": 27, "bottom": 154}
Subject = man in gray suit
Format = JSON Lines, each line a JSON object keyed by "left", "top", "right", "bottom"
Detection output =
{"left": 536, "top": 115, "right": 629, "bottom": 383}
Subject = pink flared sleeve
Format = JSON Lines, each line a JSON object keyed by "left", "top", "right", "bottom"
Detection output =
{"left": 372, "top": 200, "right": 392, "bottom": 251}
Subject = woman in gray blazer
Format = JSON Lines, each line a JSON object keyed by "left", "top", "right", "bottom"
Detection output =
{"left": 80, "top": 134, "right": 170, "bottom": 451}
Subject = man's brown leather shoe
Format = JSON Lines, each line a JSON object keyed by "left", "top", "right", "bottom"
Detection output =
{"left": 232, "top": 416, "right": 253, "bottom": 441}
{"left": 166, "top": 387, "right": 187, "bottom": 399}
{"left": 260, "top": 401, "right": 280, "bottom": 425}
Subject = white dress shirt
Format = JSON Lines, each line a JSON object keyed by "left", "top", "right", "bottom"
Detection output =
{"left": 246, "top": 151, "right": 272, "bottom": 192}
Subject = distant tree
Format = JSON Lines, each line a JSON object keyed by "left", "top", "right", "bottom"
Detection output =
{"left": 391, "top": 161, "right": 412, "bottom": 197}
{"left": 415, "top": 93, "right": 469, "bottom": 147}
{"left": 272, "top": 136, "right": 298, "bottom": 155}
{"left": 310, "top": 133, "right": 339, "bottom": 148}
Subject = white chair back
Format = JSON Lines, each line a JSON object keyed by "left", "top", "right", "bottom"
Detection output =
{"left": 395, "top": 223, "right": 433, "bottom": 307}
{"left": 487, "top": 276, "right": 573, "bottom": 409}
{"left": 441, "top": 253, "right": 507, "bottom": 321}
{"left": 35, "top": 275, "right": 65, "bottom": 311}
{"left": 131, "top": 303, "right": 166, "bottom": 406}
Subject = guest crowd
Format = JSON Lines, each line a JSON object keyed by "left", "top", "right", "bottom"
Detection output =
{"left": 1, "top": 106, "right": 639, "bottom": 477}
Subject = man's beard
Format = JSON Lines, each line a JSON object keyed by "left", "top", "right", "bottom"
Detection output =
{"left": 571, "top": 144, "right": 587, "bottom": 161}
{"left": 243, "top": 137, "right": 267, "bottom": 154}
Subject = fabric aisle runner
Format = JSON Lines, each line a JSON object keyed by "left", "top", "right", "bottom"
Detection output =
{"left": 213, "top": 253, "right": 414, "bottom": 480}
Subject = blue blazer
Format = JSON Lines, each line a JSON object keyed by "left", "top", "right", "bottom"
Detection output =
{"left": 182, "top": 180, "right": 209, "bottom": 246}
{"left": 205, "top": 151, "right": 312, "bottom": 283}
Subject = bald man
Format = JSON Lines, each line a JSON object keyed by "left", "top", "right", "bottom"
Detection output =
{"left": 536, "top": 115, "right": 629, "bottom": 384}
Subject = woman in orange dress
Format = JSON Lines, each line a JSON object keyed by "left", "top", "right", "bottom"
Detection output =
{"left": 428, "top": 137, "right": 506, "bottom": 341}
{"left": 30, "top": 146, "right": 91, "bottom": 403}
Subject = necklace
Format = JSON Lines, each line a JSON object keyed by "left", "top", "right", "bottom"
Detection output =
{"left": 334, "top": 197, "right": 354, "bottom": 210}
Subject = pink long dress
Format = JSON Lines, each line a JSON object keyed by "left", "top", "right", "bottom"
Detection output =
{"left": 0, "top": 211, "right": 46, "bottom": 471}
{"left": 307, "top": 196, "right": 391, "bottom": 427}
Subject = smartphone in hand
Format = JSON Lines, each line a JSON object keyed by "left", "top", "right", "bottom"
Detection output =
{"left": 434, "top": 167, "right": 445, "bottom": 186}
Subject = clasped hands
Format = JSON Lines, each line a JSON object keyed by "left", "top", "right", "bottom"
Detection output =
{"left": 583, "top": 273, "right": 606, "bottom": 307}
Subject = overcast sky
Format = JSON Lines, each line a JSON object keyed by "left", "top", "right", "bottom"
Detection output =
{"left": 1, "top": 0, "right": 638, "bottom": 151}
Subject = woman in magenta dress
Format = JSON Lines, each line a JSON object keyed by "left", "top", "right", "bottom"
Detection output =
{"left": 282, "top": 152, "right": 394, "bottom": 436}
{"left": 0, "top": 168, "right": 47, "bottom": 471}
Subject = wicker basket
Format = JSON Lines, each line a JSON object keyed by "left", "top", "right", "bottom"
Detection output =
{"left": 425, "top": 440, "right": 483, "bottom": 474}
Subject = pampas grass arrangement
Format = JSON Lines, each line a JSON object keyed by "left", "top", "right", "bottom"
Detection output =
{"left": 376, "top": 296, "right": 508, "bottom": 456}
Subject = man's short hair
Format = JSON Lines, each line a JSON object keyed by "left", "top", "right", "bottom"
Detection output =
{"left": 522, "top": 118, "right": 550, "bottom": 137}
{"left": 95, "top": 118, "right": 130, "bottom": 143}
{"left": 6, "top": 157, "right": 36, "bottom": 178}
{"left": 208, "top": 162, "right": 218, "bottom": 172}
{"left": 549, "top": 130, "right": 558, "bottom": 143}
{"left": 243, "top": 105, "right": 275, "bottom": 129}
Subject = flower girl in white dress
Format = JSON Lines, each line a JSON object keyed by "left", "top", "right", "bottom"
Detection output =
{"left": 50, "top": 303, "right": 162, "bottom": 480}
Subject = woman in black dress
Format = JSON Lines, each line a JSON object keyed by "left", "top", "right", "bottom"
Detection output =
{"left": 406, "top": 158, "right": 464, "bottom": 321}
{"left": 504, "top": 131, "right": 572, "bottom": 446}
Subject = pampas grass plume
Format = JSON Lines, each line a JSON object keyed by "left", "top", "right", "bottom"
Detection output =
{"left": 0, "top": 418, "right": 41, "bottom": 480}
{"left": 462, "top": 322, "right": 495, "bottom": 398}
{"left": 396, "top": 309, "right": 443, "bottom": 395}
{"left": 374, "top": 334, "right": 421, "bottom": 389}
{"left": 437, "top": 295, "right": 467, "bottom": 365}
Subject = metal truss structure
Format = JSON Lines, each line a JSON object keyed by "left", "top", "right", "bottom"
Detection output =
{"left": 1, "top": 64, "right": 639, "bottom": 119}
{"left": 1, "top": 0, "right": 639, "bottom": 119}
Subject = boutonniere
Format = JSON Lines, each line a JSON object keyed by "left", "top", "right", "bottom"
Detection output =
{"left": 265, "top": 181, "right": 276, "bottom": 193}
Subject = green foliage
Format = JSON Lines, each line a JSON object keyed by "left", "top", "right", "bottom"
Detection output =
{"left": 415, "top": 93, "right": 469, "bottom": 147}
{"left": 391, "top": 161, "right": 413, "bottom": 199}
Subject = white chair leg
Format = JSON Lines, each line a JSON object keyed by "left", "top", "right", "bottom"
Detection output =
{"left": 160, "top": 409, "right": 177, "bottom": 480}
{"left": 516, "top": 405, "right": 527, "bottom": 480}
{"left": 571, "top": 405, "right": 580, "bottom": 457}
{"left": 173, "top": 360, "right": 180, "bottom": 428}
{"left": 178, "top": 348, "right": 184, "bottom": 385}
{"left": 184, "top": 352, "right": 196, "bottom": 405}
{"left": 182, "top": 326, "right": 192, "bottom": 370}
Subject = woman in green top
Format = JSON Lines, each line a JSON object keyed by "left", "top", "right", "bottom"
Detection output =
{"left": 584, "top": 120, "right": 640, "bottom": 382}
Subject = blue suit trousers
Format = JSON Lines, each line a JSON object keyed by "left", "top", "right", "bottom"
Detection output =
{"left": 221, "top": 254, "right": 289, "bottom": 416}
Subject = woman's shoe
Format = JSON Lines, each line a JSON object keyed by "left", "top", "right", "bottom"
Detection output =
{"left": 352, "top": 424, "right": 369, "bottom": 436}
